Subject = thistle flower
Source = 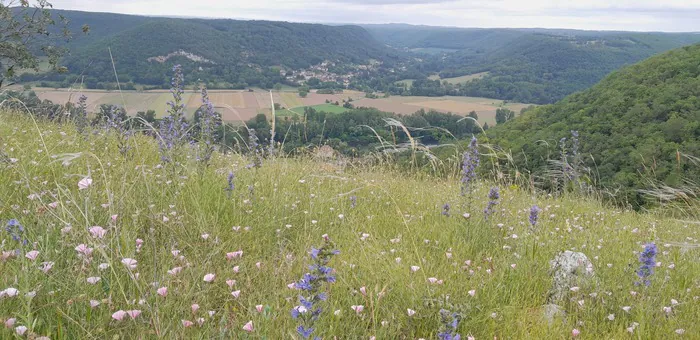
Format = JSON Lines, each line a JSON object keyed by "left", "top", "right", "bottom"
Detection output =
{"left": 461, "top": 136, "right": 479, "bottom": 196}
{"left": 636, "top": 243, "right": 657, "bottom": 286}
{"left": 437, "top": 309, "right": 461, "bottom": 340}
{"left": 483, "top": 187, "right": 500, "bottom": 218}
{"left": 529, "top": 205, "right": 541, "bottom": 229}
{"left": 291, "top": 236, "right": 339, "bottom": 339}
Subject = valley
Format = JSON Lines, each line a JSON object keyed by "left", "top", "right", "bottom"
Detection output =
{"left": 2, "top": 2, "right": 700, "bottom": 339}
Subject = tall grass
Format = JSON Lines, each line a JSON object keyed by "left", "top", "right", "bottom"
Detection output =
{"left": 1, "top": 111, "right": 698, "bottom": 338}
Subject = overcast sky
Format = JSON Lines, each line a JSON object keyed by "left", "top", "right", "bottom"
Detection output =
{"left": 50, "top": 0, "right": 700, "bottom": 32}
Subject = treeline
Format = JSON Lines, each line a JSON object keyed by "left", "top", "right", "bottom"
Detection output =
{"left": 242, "top": 107, "right": 481, "bottom": 156}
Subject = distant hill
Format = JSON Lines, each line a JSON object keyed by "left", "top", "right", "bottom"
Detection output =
{"left": 21, "top": 10, "right": 400, "bottom": 89}
{"left": 364, "top": 24, "right": 700, "bottom": 104}
{"left": 486, "top": 43, "right": 700, "bottom": 207}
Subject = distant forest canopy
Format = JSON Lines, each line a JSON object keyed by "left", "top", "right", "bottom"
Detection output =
{"left": 15, "top": 10, "right": 700, "bottom": 105}
{"left": 18, "top": 9, "right": 402, "bottom": 90}
{"left": 363, "top": 24, "right": 700, "bottom": 104}
{"left": 486, "top": 43, "right": 700, "bottom": 207}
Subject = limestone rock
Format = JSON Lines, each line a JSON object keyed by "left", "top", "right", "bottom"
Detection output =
{"left": 548, "top": 250, "right": 594, "bottom": 303}
{"left": 542, "top": 303, "right": 566, "bottom": 324}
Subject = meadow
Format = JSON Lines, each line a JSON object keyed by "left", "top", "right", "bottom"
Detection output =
{"left": 428, "top": 72, "right": 489, "bottom": 84}
{"left": 32, "top": 88, "right": 526, "bottom": 125}
{"left": 398, "top": 73, "right": 489, "bottom": 88}
{"left": 0, "top": 111, "right": 698, "bottom": 339}
{"left": 277, "top": 104, "right": 349, "bottom": 116}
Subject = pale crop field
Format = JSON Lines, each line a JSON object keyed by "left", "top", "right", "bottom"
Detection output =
{"left": 33, "top": 88, "right": 527, "bottom": 125}
{"left": 0, "top": 112, "right": 698, "bottom": 339}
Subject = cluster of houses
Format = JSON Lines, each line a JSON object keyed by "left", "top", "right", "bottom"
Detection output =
{"left": 280, "top": 60, "right": 383, "bottom": 87}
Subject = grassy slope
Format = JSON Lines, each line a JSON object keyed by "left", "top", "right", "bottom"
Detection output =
{"left": 0, "top": 112, "right": 698, "bottom": 338}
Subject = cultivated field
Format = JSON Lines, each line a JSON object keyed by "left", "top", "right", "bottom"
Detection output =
{"left": 354, "top": 95, "right": 530, "bottom": 125}
{"left": 33, "top": 88, "right": 364, "bottom": 122}
{"left": 34, "top": 88, "right": 529, "bottom": 125}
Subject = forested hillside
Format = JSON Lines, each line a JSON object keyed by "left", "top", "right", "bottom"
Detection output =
{"left": 486, "top": 43, "right": 700, "bottom": 206}
{"left": 365, "top": 24, "right": 700, "bottom": 103}
{"left": 20, "top": 10, "right": 400, "bottom": 89}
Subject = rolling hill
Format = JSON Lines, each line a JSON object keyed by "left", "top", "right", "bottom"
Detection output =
{"left": 485, "top": 43, "right": 700, "bottom": 207}
{"left": 365, "top": 24, "right": 700, "bottom": 104}
{"left": 20, "top": 10, "right": 401, "bottom": 89}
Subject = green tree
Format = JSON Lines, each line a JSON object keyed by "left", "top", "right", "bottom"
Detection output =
{"left": 273, "top": 83, "right": 283, "bottom": 91}
{"left": 0, "top": 0, "right": 85, "bottom": 88}
{"left": 495, "top": 108, "right": 515, "bottom": 124}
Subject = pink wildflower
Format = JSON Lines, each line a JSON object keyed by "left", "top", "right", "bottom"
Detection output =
{"left": 89, "top": 226, "right": 107, "bottom": 239}
{"left": 78, "top": 177, "right": 92, "bottom": 190}
{"left": 126, "top": 310, "right": 141, "bottom": 319}
{"left": 25, "top": 250, "right": 39, "bottom": 261}
{"left": 112, "top": 310, "right": 127, "bottom": 321}
{"left": 157, "top": 287, "right": 168, "bottom": 297}
{"left": 121, "top": 258, "right": 137, "bottom": 270}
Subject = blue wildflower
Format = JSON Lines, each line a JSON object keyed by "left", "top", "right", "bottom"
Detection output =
{"left": 484, "top": 187, "right": 500, "bottom": 218}
{"left": 225, "top": 171, "right": 235, "bottom": 197}
{"left": 5, "top": 219, "right": 25, "bottom": 243}
{"left": 196, "top": 85, "right": 220, "bottom": 166}
{"left": 297, "top": 325, "right": 314, "bottom": 338}
{"left": 291, "top": 236, "right": 339, "bottom": 339}
{"left": 529, "top": 205, "right": 541, "bottom": 229}
{"left": 442, "top": 203, "right": 451, "bottom": 216}
{"left": 437, "top": 309, "right": 461, "bottom": 340}
{"left": 461, "top": 136, "right": 479, "bottom": 196}
{"left": 636, "top": 242, "right": 657, "bottom": 286}
{"left": 158, "top": 65, "right": 189, "bottom": 163}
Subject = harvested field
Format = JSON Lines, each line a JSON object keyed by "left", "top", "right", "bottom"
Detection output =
{"left": 34, "top": 88, "right": 531, "bottom": 125}
{"left": 408, "top": 99, "right": 494, "bottom": 113}
{"left": 354, "top": 96, "right": 531, "bottom": 125}
{"left": 279, "top": 92, "right": 304, "bottom": 108}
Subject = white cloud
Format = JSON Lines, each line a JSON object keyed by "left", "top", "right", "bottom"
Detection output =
{"left": 49, "top": 0, "right": 700, "bottom": 31}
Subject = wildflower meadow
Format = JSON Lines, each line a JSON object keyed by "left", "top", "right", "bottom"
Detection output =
{"left": 0, "top": 71, "right": 699, "bottom": 338}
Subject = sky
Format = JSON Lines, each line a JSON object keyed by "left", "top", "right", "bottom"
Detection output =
{"left": 50, "top": 0, "right": 700, "bottom": 32}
